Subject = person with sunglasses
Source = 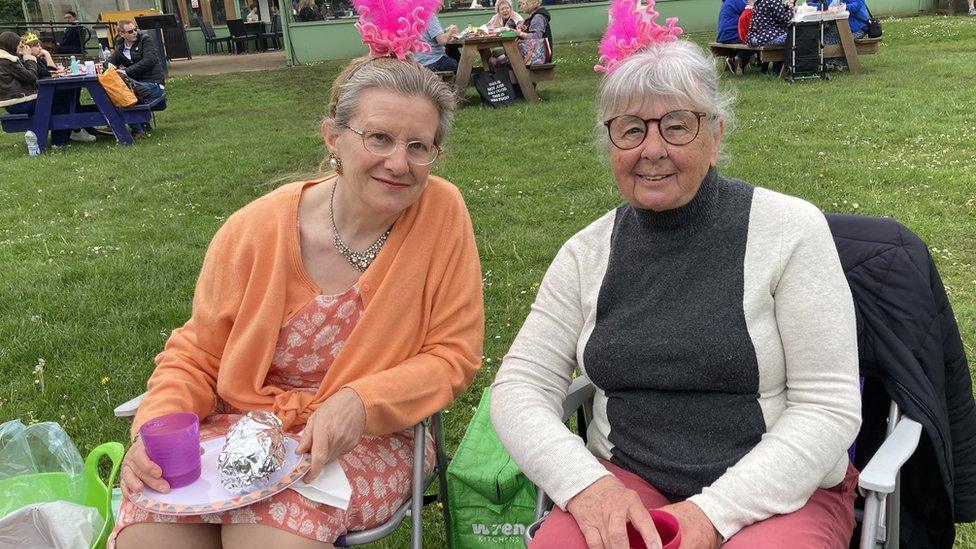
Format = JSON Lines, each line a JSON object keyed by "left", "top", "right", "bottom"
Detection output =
{"left": 492, "top": 38, "right": 860, "bottom": 549}
{"left": 112, "top": 40, "right": 484, "bottom": 549}
{"left": 108, "top": 20, "right": 165, "bottom": 136}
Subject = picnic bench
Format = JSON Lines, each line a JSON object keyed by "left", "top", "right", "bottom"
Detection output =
{"left": 446, "top": 35, "right": 555, "bottom": 102}
{"left": 435, "top": 62, "right": 556, "bottom": 87}
{"left": 0, "top": 75, "right": 166, "bottom": 152}
{"left": 709, "top": 15, "right": 879, "bottom": 76}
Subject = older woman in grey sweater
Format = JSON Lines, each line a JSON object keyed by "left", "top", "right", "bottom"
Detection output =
{"left": 491, "top": 40, "right": 860, "bottom": 549}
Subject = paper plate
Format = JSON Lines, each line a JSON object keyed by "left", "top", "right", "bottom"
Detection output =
{"left": 130, "top": 434, "right": 310, "bottom": 516}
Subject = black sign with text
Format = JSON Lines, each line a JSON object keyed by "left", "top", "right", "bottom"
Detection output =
{"left": 473, "top": 68, "right": 517, "bottom": 108}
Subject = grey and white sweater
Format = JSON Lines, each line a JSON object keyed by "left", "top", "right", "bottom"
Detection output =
{"left": 490, "top": 171, "right": 861, "bottom": 540}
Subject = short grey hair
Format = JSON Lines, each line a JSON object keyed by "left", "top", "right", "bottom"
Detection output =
{"left": 596, "top": 41, "right": 736, "bottom": 149}
{"left": 328, "top": 56, "right": 457, "bottom": 146}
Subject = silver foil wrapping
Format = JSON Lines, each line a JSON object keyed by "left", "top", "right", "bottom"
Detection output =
{"left": 217, "top": 411, "right": 285, "bottom": 495}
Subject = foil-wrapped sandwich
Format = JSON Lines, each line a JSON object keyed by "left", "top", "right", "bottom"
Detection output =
{"left": 218, "top": 411, "right": 286, "bottom": 494}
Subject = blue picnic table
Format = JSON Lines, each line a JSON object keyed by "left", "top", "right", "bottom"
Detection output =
{"left": 0, "top": 74, "right": 164, "bottom": 153}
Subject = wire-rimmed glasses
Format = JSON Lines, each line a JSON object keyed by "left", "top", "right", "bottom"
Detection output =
{"left": 338, "top": 123, "right": 441, "bottom": 166}
{"left": 603, "top": 110, "right": 709, "bottom": 149}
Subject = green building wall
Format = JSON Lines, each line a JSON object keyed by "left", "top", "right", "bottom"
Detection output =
{"left": 178, "top": 0, "right": 932, "bottom": 62}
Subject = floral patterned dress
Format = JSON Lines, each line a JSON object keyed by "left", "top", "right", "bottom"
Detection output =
{"left": 110, "top": 284, "right": 435, "bottom": 547}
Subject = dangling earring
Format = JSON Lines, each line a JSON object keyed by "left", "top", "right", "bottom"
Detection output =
{"left": 329, "top": 153, "right": 343, "bottom": 175}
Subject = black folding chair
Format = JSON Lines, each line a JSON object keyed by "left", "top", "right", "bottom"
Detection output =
{"left": 226, "top": 19, "right": 259, "bottom": 54}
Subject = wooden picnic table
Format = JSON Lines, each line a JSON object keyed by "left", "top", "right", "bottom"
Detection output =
{"left": 0, "top": 74, "right": 160, "bottom": 153}
{"left": 709, "top": 12, "right": 878, "bottom": 76}
{"left": 449, "top": 35, "right": 540, "bottom": 102}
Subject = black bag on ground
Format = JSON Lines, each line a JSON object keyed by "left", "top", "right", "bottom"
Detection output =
{"left": 473, "top": 68, "right": 517, "bottom": 108}
{"left": 865, "top": 5, "right": 883, "bottom": 38}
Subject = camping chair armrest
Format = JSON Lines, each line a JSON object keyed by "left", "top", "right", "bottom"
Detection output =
{"left": 114, "top": 392, "right": 146, "bottom": 418}
{"left": 561, "top": 375, "right": 595, "bottom": 422}
{"left": 858, "top": 416, "right": 922, "bottom": 494}
{"left": 532, "top": 376, "right": 596, "bottom": 524}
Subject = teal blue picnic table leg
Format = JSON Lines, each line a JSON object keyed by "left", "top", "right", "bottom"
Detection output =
{"left": 84, "top": 81, "right": 134, "bottom": 145}
{"left": 30, "top": 83, "right": 54, "bottom": 153}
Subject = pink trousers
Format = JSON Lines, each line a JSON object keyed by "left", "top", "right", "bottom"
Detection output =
{"left": 530, "top": 459, "right": 858, "bottom": 548}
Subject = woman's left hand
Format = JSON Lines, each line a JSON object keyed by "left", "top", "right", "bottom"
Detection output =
{"left": 657, "top": 501, "right": 721, "bottom": 549}
{"left": 295, "top": 387, "right": 366, "bottom": 482}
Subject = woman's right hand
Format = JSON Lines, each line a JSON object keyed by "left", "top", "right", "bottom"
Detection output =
{"left": 120, "top": 437, "right": 170, "bottom": 494}
{"left": 566, "top": 475, "right": 662, "bottom": 549}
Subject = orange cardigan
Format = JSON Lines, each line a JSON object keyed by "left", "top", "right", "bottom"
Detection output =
{"left": 132, "top": 176, "right": 484, "bottom": 438}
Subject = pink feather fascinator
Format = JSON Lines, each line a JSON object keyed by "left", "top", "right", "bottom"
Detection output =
{"left": 595, "top": 0, "right": 683, "bottom": 74}
{"left": 354, "top": 0, "right": 442, "bottom": 60}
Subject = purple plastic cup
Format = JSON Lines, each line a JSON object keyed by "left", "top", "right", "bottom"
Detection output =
{"left": 139, "top": 412, "right": 201, "bottom": 489}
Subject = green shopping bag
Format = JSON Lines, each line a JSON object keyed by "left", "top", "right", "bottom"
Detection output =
{"left": 447, "top": 388, "right": 537, "bottom": 548}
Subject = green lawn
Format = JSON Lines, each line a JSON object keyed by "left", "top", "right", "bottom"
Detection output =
{"left": 1, "top": 14, "right": 974, "bottom": 548}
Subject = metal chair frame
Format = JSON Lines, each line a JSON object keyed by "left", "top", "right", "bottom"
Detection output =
{"left": 523, "top": 376, "right": 922, "bottom": 548}
{"left": 115, "top": 394, "right": 453, "bottom": 548}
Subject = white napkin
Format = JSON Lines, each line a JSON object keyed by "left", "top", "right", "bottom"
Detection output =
{"left": 289, "top": 459, "right": 352, "bottom": 510}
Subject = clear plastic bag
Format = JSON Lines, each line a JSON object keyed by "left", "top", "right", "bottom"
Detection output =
{"left": 0, "top": 420, "right": 86, "bottom": 517}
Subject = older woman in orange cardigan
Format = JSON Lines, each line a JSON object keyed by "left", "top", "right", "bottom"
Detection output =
{"left": 112, "top": 55, "right": 483, "bottom": 549}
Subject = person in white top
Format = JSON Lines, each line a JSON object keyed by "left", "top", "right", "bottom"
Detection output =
{"left": 487, "top": 0, "right": 523, "bottom": 29}
{"left": 246, "top": 5, "right": 261, "bottom": 22}
{"left": 491, "top": 39, "right": 861, "bottom": 549}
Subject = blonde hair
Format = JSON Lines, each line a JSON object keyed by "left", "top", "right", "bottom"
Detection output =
{"left": 327, "top": 56, "right": 457, "bottom": 146}
{"left": 522, "top": 0, "right": 541, "bottom": 13}
{"left": 495, "top": 0, "right": 514, "bottom": 15}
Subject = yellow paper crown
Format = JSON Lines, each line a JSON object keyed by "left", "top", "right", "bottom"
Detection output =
{"left": 22, "top": 32, "right": 39, "bottom": 43}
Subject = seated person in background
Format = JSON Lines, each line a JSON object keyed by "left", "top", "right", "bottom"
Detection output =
{"left": 57, "top": 10, "right": 87, "bottom": 54}
{"left": 23, "top": 32, "right": 96, "bottom": 142}
{"left": 747, "top": 0, "right": 793, "bottom": 47}
{"left": 514, "top": 0, "right": 552, "bottom": 63}
{"left": 296, "top": 0, "right": 324, "bottom": 22}
{"left": 716, "top": 0, "right": 750, "bottom": 74}
{"left": 246, "top": 4, "right": 260, "bottom": 22}
{"left": 488, "top": 0, "right": 523, "bottom": 29}
{"left": 717, "top": 0, "right": 747, "bottom": 43}
{"left": 491, "top": 30, "right": 861, "bottom": 549}
{"left": 813, "top": 0, "right": 869, "bottom": 69}
{"left": 109, "top": 20, "right": 165, "bottom": 136}
{"left": 22, "top": 33, "right": 54, "bottom": 77}
{"left": 415, "top": 6, "right": 459, "bottom": 73}
{"left": 738, "top": 0, "right": 755, "bottom": 43}
{"left": 494, "top": 0, "right": 551, "bottom": 68}
{"left": 0, "top": 31, "right": 71, "bottom": 149}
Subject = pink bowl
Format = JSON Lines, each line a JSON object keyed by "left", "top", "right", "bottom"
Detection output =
{"left": 626, "top": 509, "right": 681, "bottom": 549}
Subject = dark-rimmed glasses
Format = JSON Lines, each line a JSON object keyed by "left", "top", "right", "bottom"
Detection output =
{"left": 604, "top": 110, "right": 709, "bottom": 149}
{"left": 122, "top": 28, "right": 138, "bottom": 34}
{"left": 338, "top": 123, "right": 440, "bottom": 166}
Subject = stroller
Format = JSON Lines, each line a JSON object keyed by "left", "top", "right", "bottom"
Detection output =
{"left": 784, "top": 20, "right": 829, "bottom": 82}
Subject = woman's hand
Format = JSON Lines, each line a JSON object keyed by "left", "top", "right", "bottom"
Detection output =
{"left": 566, "top": 475, "right": 662, "bottom": 549}
{"left": 120, "top": 436, "right": 170, "bottom": 494}
{"left": 296, "top": 387, "right": 366, "bottom": 482}
{"left": 657, "top": 501, "right": 720, "bottom": 549}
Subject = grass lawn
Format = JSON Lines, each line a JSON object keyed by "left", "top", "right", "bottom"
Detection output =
{"left": 1, "top": 13, "right": 974, "bottom": 548}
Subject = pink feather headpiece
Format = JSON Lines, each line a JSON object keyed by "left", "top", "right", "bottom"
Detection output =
{"left": 354, "top": 0, "right": 442, "bottom": 60}
{"left": 594, "top": 0, "right": 684, "bottom": 74}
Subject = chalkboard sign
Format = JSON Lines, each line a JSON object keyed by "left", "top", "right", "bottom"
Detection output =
{"left": 473, "top": 69, "right": 517, "bottom": 108}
